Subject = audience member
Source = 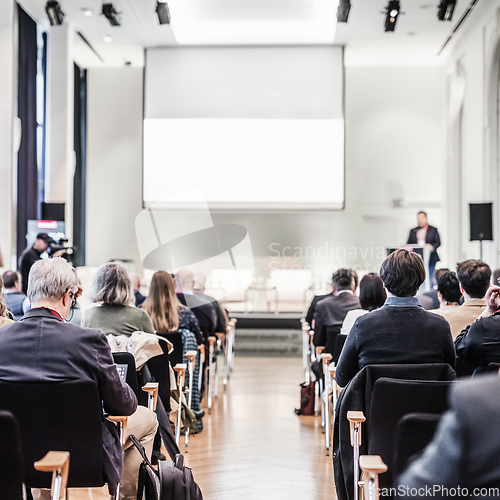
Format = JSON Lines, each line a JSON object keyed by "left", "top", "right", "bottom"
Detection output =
{"left": 398, "top": 374, "right": 500, "bottom": 499}
{"left": 305, "top": 289, "right": 333, "bottom": 327}
{"left": 83, "top": 262, "right": 155, "bottom": 336}
{"left": 18, "top": 233, "right": 53, "bottom": 293}
{"left": 437, "top": 260, "right": 491, "bottom": 339}
{"left": 313, "top": 269, "right": 360, "bottom": 348}
{"left": 0, "top": 274, "right": 13, "bottom": 328}
{"left": 143, "top": 271, "right": 204, "bottom": 345}
{"left": 430, "top": 271, "right": 462, "bottom": 313}
{"left": 129, "top": 272, "right": 146, "bottom": 307}
{"left": 340, "top": 273, "right": 387, "bottom": 336}
{"left": 455, "top": 284, "right": 500, "bottom": 374}
{"left": 0, "top": 258, "right": 157, "bottom": 500}
{"left": 336, "top": 249, "right": 455, "bottom": 388}
{"left": 407, "top": 211, "right": 441, "bottom": 282}
{"left": 2, "top": 270, "right": 29, "bottom": 320}
{"left": 175, "top": 268, "right": 217, "bottom": 345}
{"left": 193, "top": 272, "right": 227, "bottom": 334}
{"left": 418, "top": 268, "right": 451, "bottom": 310}
{"left": 492, "top": 268, "right": 500, "bottom": 285}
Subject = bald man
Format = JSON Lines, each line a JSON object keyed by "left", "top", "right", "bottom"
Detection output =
{"left": 129, "top": 273, "right": 146, "bottom": 307}
{"left": 193, "top": 272, "right": 227, "bottom": 335}
{"left": 175, "top": 268, "right": 217, "bottom": 346}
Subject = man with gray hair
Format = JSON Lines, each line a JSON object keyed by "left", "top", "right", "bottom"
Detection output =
{"left": 0, "top": 258, "right": 157, "bottom": 500}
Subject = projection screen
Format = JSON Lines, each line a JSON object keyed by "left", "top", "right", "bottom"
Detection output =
{"left": 144, "top": 46, "right": 345, "bottom": 209}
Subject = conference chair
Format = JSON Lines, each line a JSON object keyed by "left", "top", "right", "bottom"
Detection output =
{"left": 325, "top": 324, "right": 342, "bottom": 357}
{"left": 207, "top": 336, "right": 217, "bottom": 413}
{"left": 157, "top": 331, "right": 184, "bottom": 368}
{"left": 316, "top": 346, "right": 326, "bottom": 427}
{"left": 334, "top": 363, "right": 456, "bottom": 500}
{"left": 173, "top": 364, "right": 187, "bottom": 446}
{"left": 367, "top": 378, "right": 453, "bottom": 489}
{"left": 144, "top": 339, "right": 172, "bottom": 411}
{"left": 224, "top": 318, "right": 237, "bottom": 386}
{"left": 394, "top": 413, "right": 441, "bottom": 478}
{"left": 333, "top": 334, "right": 348, "bottom": 365}
{"left": 0, "top": 380, "right": 127, "bottom": 498}
{"left": 301, "top": 320, "right": 311, "bottom": 383}
{"left": 321, "top": 352, "right": 333, "bottom": 455}
{"left": 359, "top": 456, "right": 387, "bottom": 500}
{"left": 214, "top": 331, "right": 225, "bottom": 398}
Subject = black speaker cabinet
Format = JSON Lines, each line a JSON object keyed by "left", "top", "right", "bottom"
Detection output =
{"left": 469, "top": 203, "right": 493, "bottom": 241}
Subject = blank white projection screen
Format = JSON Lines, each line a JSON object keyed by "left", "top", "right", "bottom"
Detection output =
{"left": 144, "top": 119, "right": 344, "bottom": 208}
{"left": 144, "top": 47, "right": 345, "bottom": 209}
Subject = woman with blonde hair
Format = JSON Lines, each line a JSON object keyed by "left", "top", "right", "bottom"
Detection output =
{"left": 0, "top": 274, "right": 14, "bottom": 328}
{"left": 143, "top": 271, "right": 203, "bottom": 345}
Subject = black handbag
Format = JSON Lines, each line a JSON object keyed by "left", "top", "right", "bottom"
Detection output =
{"left": 130, "top": 435, "right": 203, "bottom": 500}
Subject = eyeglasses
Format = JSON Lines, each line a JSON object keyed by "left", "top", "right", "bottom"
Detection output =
{"left": 69, "top": 291, "right": 76, "bottom": 308}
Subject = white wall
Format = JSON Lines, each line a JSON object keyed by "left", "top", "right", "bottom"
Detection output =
{"left": 444, "top": 0, "right": 500, "bottom": 268}
{"left": 0, "top": 0, "right": 15, "bottom": 271}
{"left": 85, "top": 58, "right": 446, "bottom": 281}
{"left": 86, "top": 67, "right": 144, "bottom": 270}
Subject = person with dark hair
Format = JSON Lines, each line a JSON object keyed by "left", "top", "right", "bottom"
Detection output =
{"left": 430, "top": 271, "right": 461, "bottom": 313}
{"left": 340, "top": 273, "right": 387, "bottom": 336}
{"left": 407, "top": 211, "right": 441, "bottom": 282}
{"left": 0, "top": 274, "right": 13, "bottom": 328}
{"left": 18, "top": 233, "right": 53, "bottom": 293}
{"left": 312, "top": 269, "right": 360, "bottom": 348}
{"left": 439, "top": 260, "right": 491, "bottom": 340}
{"left": 418, "top": 267, "right": 451, "bottom": 310}
{"left": 335, "top": 249, "right": 455, "bottom": 388}
{"left": 2, "top": 270, "right": 29, "bottom": 320}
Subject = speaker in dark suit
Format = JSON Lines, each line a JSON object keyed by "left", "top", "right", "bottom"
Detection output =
{"left": 407, "top": 212, "right": 441, "bottom": 280}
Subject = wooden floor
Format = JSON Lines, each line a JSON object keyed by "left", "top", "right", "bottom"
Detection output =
{"left": 69, "top": 357, "right": 335, "bottom": 499}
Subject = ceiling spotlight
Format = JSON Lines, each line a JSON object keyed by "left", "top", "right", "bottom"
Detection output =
{"left": 46, "top": 1, "right": 65, "bottom": 26}
{"left": 337, "top": 0, "right": 351, "bottom": 23}
{"left": 102, "top": 3, "right": 121, "bottom": 27}
{"left": 438, "top": 0, "right": 456, "bottom": 21}
{"left": 82, "top": 7, "right": 93, "bottom": 16}
{"left": 384, "top": 0, "right": 400, "bottom": 32}
{"left": 102, "top": 34, "right": 113, "bottom": 42}
{"left": 156, "top": 1, "right": 171, "bottom": 24}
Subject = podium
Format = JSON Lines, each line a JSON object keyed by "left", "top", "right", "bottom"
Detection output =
{"left": 386, "top": 244, "right": 431, "bottom": 292}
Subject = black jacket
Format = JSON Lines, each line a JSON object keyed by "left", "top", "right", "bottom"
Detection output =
{"left": 177, "top": 293, "right": 217, "bottom": 346}
{"left": 455, "top": 312, "right": 500, "bottom": 374}
{"left": 407, "top": 225, "right": 441, "bottom": 267}
{"left": 18, "top": 246, "right": 42, "bottom": 293}
{"left": 305, "top": 292, "right": 333, "bottom": 326}
{"left": 313, "top": 292, "right": 360, "bottom": 347}
{"left": 336, "top": 300, "right": 455, "bottom": 387}
{"left": 0, "top": 308, "right": 137, "bottom": 492}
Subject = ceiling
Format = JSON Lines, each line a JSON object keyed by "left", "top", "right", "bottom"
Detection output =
{"left": 18, "top": 0, "right": 476, "bottom": 67}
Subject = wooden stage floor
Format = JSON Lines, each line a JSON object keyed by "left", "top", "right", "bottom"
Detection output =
{"left": 68, "top": 357, "right": 335, "bottom": 499}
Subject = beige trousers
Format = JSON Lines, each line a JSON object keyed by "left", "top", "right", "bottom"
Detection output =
{"left": 32, "top": 405, "right": 158, "bottom": 500}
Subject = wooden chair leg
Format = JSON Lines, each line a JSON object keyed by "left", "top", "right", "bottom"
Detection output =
{"left": 347, "top": 411, "right": 366, "bottom": 500}
{"left": 207, "top": 337, "right": 216, "bottom": 413}
{"left": 359, "top": 455, "right": 387, "bottom": 500}
{"left": 173, "top": 364, "right": 187, "bottom": 446}
{"left": 34, "top": 451, "right": 70, "bottom": 500}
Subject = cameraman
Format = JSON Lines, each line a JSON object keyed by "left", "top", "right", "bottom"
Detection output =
{"left": 18, "top": 233, "right": 65, "bottom": 293}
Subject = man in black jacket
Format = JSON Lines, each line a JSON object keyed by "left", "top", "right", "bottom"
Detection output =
{"left": 455, "top": 284, "right": 500, "bottom": 374}
{"left": 0, "top": 258, "right": 157, "bottom": 500}
{"left": 336, "top": 249, "right": 455, "bottom": 388}
{"left": 313, "top": 269, "right": 360, "bottom": 349}
{"left": 407, "top": 211, "right": 441, "bottom": 282}
{"left": 176, "top": 268, "right": 217, "bottom": 346}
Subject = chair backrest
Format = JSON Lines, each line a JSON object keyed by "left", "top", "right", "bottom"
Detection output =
{"left": 157, "top": 331, "right": 184, "bottom": 367}
{"left": 145, "top": 338, "right": 172, "bottom": 412}
{"left": 333, "top": 334, "right": 348, "bottom": 364}
{"left": 112, "top": 351, "right": 139, "bottom": 397}
{"left": 368, "top": 378, "right": 453, "bottom": 488}
{"left": 0, "top": 380, "right": 104, "bottom": 489}
{"left": 0, "top": 410, "right": 24, "bottom": 500}
{"left": 394, "top": 413, "right": 441, "bottom": 477}
{"left": 325, "top": 324, "right": 341, "bottom": 356}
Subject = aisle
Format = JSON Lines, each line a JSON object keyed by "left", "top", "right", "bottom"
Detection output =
{"left": 185, "top": 357, "right": 335, "bottom": 500}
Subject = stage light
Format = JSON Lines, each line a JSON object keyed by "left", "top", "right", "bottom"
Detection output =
{"left": 438, "top": 0, "right": 456, "bottom": 21}
{"left": 102, "top": 3, "right": 121, "bottom": 27}
{"left": 156, "top": 1, "right": 171, "bottom": 24}
{"left": 384, "top": 0, "right": 400, "bottom": 32}
{"left": 46, "top": 1, "right": 64, "bottom": 26}
{"left": 337, "top": 0, "right": 351, "bottom": 23}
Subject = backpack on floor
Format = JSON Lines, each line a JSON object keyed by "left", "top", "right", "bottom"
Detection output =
{"left": 130, "top": 434, "right": 203, "bottom": 500}
{"left": 294, "top": 381, "right": 315, "bottom": 416}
